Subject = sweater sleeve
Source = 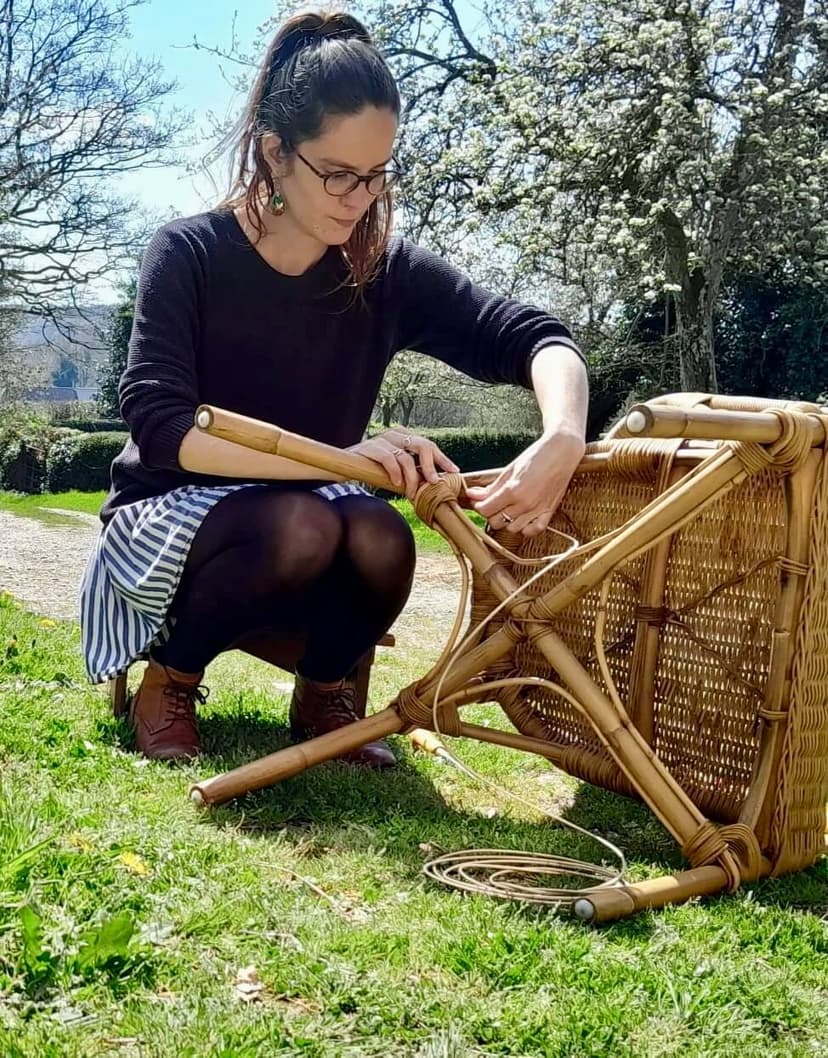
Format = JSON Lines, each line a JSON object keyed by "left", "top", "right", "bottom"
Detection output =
{"left": 387, "top": 238, "right": 584, "bottom": 387}
{"left": 118, "top": 224, "right": 203, "bottom": 471}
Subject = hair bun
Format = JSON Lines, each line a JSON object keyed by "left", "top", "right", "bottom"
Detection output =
{"left": 275, "top": 11, "right": 372, "bottom": 61}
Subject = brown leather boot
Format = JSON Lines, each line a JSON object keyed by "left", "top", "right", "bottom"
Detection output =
{"left": 289, "top": 673, "right": 396, "bottom": 769}
{"left": 129, "top": 657, "right": 207, "bottom": 761}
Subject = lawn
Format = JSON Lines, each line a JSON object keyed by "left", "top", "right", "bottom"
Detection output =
{"left": 0, "top": 498, "right": 826, "bottom": 1056}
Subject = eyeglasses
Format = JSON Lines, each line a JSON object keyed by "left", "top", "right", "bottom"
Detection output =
{"left": 295, "top": 150, "right": 403, "bottom": 197}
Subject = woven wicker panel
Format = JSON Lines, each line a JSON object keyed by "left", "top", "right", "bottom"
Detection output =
{"left": 472, "top": 449, "right": 790, "bottom": 821}
{"left": 652, "top": 468, "right": 786, "bottom": 820}
{"left": 471, "top": 454, "right": 663, "bottom": 791}
{"left": 770, "top": 453, "right": 828, "bottom": 873}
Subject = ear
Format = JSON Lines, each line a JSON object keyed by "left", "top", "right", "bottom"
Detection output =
{"left": 261, "top": 132, "right": 289, "bottom": 177}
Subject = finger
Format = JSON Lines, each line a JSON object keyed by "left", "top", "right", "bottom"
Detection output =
{"left": 431, "top": 445, "right": 460, "bottom": 474}
{"left": 522, "top": 512, "right": 553, "bottom": 539}
{"left": 471, "top": 484, "right": 518, "bottom": 520}
{"left": 490, "top": 507, "right": 521, "bottom": 532}
{"left": 413, "top": 441, "right": 439, "bottom": 483}
{"left": 372, "top": 449, "right": 405, "bottom": 491}
{"left": 383, "top": 441, "right": 420, "bottom": 499}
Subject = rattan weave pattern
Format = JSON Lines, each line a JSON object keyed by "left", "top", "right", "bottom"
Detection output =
{"left": 471, "top": 434, "right": 825, "bottom": 871}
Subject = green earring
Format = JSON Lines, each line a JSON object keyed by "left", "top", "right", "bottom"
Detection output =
{"left": 269, "top": 189, "right": 285, "bottom": 216}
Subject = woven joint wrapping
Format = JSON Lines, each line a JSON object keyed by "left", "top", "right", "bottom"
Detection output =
{"left": 395, "top": 683, "right": 462, "bottom": 736}
{"left": 413, "top": 475, "right": 463, "bottom": 527}
{"left": 681, "top": 821, "right": 762, "bottom": 890}
{"left": 733, "top": 411, "right": 814, "bottom": 478}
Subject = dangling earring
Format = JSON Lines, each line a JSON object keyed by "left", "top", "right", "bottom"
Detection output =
{"left": 269, "top": 188, "right": 285, "bottom": 216}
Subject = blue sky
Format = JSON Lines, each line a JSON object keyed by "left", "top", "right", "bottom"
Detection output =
{"left": 115, "top": 1, "right": 484, "bottom": 221}
{"left": 116, "top": 1, "right": 280, "bottom": 219}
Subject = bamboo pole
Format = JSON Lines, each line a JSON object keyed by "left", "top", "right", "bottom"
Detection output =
{"left": 625, "top": 461, "right": 688, "bottom": 743}
{"left": 623, "top": 403, "right": 825, "bottom": 446}
{"left": 738, "top": 451, "right": 820, "bottom": 843}
{"left": 195, "top": 404, "right": 402, "bottom": 494}
{"left": 190, "top": 708, "right": 405, "bottom": 807}
{"left": 573, "top": 863, "right": 769, "bottom": 924}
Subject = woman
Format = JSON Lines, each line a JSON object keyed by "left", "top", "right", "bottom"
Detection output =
{"left": 79, "top": 10, "right": 588, "bottom": 764}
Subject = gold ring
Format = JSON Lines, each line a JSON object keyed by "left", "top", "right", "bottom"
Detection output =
{"left": 391, "top": 447, "right": 404, "bottom": 456}
{"left": 501, "top": 513, "right": 513, "bottom": 524}
{"left": 402, "top": 435, "right": 413, "bottom": 449}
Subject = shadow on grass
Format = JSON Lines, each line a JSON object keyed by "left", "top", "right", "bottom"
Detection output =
{"left": 100, "top": 697, "right": 828, "bottom": 929}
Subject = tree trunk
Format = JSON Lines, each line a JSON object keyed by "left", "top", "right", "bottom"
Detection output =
{"left": 381, "top": 400, "right": 393, "bottom": 428}
{"left": 675, "top": 280, "right": 718, "bottom": 392}
{"left": 399, "top": 395, "right": 415, "bottom": 426}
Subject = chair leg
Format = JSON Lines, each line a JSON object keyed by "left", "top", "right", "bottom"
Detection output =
{"left": 352, "top": 647, "right": 376, "bottom": 717}
{"left": 109, "top": 673, "right": 129, "bottom": 718}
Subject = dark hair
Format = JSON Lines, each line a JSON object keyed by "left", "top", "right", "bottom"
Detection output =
{"left": 219, "top": 11, "right": 401, "bottom": 295}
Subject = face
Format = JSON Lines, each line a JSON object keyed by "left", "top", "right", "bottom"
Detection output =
{"left": 264, "top": 106, "right": 399, "bottom": 246}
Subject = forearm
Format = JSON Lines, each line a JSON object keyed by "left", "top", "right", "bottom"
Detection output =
{"left": 530, "top": 344, "right": 589, "bottom": 438}
{"left": 178, "top": 426, "right": 341, "bottom": 482}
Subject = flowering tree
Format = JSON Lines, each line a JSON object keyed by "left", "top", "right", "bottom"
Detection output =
{"left": 374, "top": 0, "right": 828, "bottom": 390}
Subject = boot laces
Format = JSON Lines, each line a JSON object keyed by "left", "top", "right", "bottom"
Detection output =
{"left": 324, "top": 683, "right": 359, "bottom": 726}
{"left": 162, "top": 680, "right": 209, "bottom": 722}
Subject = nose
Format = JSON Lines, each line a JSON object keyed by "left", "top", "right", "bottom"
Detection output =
{"left": 342, "top": 183, "right": 375, "bottom": 213}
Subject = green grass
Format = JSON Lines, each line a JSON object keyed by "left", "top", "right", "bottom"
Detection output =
{"left": 0, "top": 490, "right": 464, "bottom": 552}
{"left": 0, "top": 590, "right": 826, "bottom": 1057}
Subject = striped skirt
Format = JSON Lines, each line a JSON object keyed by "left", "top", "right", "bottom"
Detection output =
{"left": 79, "top": 481, "right": 367, "bottom": 684}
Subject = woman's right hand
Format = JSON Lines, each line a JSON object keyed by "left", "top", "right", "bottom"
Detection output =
{"left": 346, "top": 429, "right": 460, "bottom": 499}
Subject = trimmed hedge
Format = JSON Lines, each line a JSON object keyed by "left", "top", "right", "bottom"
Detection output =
{"left": 59, "top": 418, "right": 127, "bottom": 433}
{"left": 45, "top": 431, "right": 128, "bottom": 493}
{"left": 403, "top": 427, "right": 538, "bottom": 472}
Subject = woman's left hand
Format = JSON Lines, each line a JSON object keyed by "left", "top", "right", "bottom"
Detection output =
{"left": 464, "top": 427, "right": 586, "bottom": 538}
{"left": 346, "top": 428, "right": 460, "bottom": 500}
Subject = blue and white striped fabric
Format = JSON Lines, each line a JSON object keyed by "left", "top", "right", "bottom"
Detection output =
{"left": 79, "top": 480, "right": 367, "bottom": 684}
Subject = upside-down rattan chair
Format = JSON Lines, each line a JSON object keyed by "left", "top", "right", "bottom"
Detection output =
{"left": 181, "top": 393, "right": 828, "bottom": 923}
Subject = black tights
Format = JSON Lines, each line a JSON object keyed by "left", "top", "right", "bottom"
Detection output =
{"left": 153, "top": 488, "right": 415, "bottom": 681}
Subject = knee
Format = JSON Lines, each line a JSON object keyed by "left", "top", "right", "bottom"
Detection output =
{"left": 277, "top": 493, "right": 344, "bottom": 574}
{"left": 344, "top": 499, "right": 416, "bottom": 581}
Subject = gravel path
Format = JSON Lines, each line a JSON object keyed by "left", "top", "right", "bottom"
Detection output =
{"left": 0, "top": 508, "right": 464, "bottom": 637}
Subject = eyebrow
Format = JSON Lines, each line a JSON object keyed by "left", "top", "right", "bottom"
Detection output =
{"left": 319, "top": 156, "right": 393, "bottom": 170}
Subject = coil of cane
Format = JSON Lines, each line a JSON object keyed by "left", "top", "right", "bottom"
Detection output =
{"left": 417, "top": 509, "right": 628, "bottom": 910}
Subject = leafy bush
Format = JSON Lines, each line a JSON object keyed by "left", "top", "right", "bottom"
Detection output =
{"left": 0, "top": 408, "right": 80, "bottom": 493}
{"left": 47, "top": 400, "right": 101, "bottom": 424}
{"left": 45, "top": 431, "right": 127, "bottom": 492}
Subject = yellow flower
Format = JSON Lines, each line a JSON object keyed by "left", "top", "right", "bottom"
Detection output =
{"left": 39, "top": 618, "right": 57, "bottom": 628}
{"left": 69, "top": 832, "right": 95, "bottom": 852}
{"left": 118, "top": 851, "right": 152, "bottom": 876}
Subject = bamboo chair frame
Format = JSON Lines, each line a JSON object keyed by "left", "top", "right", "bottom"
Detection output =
{"left": 186, "top": 394, "right": 828, "bottom": 923}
